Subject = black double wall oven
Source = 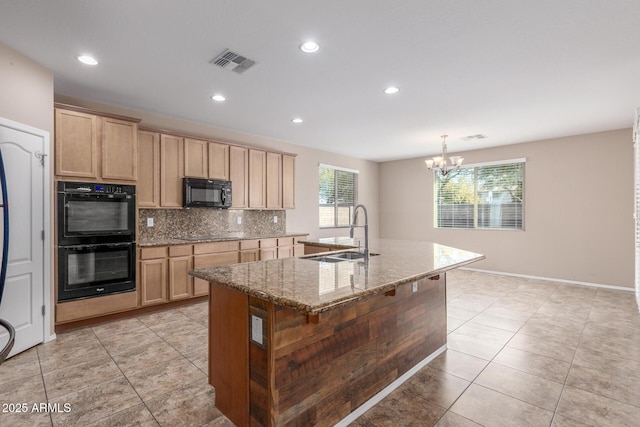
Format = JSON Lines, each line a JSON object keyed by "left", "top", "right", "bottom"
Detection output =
{"left": 57, "top": 181, "right": 136, "bottom": 302}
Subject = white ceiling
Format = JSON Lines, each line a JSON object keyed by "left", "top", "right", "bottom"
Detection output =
{"left": 1, "top": 1, "right": 639, "bottom": 161}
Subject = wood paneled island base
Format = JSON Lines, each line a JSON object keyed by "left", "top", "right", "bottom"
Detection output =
{"left": 208, "top": 274, "right": 447, "bottom": 426}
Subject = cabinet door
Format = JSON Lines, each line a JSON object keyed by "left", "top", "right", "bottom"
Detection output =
{"left": 249, "top": 149, "right": 266, "bottom": 209}
{"left": 266, "top": 152, "right": 282, "bottom": 209}
{"left": 283, "top": 155, "right": 296, "bottom": 209}
{"left": 169, "top": 256, "right": 193, "bottom": 300}
{"left": 209, "top": 141, "right": 230, "bottom": 180}
{"left": 137, "top": 130, "right": 160, "bottom": 207}
{"left": 140, "top": 258, "right": 167, "bottom": 306}
{"left": 229, "top": 146, "right": 248, "bottom": 208}
{"left": 184, "top": 138, "right": 208, "bottom": 178}
{"left": 260, "top": 247, "right": 277, "bottom": 261}
{"left": 240, "top": 249, "right": 259, "bottom": 263}
{"left": 160, "top": 134, "right": 184, "bottom": 207}
{"left": 102, "top": 117, "right": 138, "bottom": 181}
{"left": 277, "top": 246, "right": 294, "bottom": 259}
{"left": 55, "top": 108, "right": 98, "bottom": 178}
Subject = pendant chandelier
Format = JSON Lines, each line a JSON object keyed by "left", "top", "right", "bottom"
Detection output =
{"left": 424, "top": 134, "right": 463, "bottom": 176}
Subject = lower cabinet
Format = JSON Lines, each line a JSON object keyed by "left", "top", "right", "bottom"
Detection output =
{"left": 193, "top": 241, "right": 240, "bottom": 296}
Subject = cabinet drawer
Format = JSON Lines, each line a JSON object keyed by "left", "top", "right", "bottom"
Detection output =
{"left": 260, "top": 238, "right": 277, "bottom": 248}
{"left": 240, "top": 239, "right": 259, "bottom": 250}
{"left": 194, "top": 241, "right": 239, "bottom": 255}
{"left": 278, "top": 237, "right": 294, "bottom": 246}
{"left": 169, "top": 245, "right": 192, "bottom": 257}
{"left": 140, "top": 246, "right": 167, "bottom": 260}
{"left": 194, "top": 251, "right": 239, "bottom": 268}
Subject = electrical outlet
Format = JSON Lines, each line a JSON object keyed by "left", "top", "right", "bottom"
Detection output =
{"left": 147, "top": 218, "right": 154, "bottom": 227}
{"left": 251, "top": 315, "right": 263, "bottom": 345}
{"left": 412, "top": 282, "right": 418, "bottom": 293}
{"left": 237, "top": 216, "right": 242, "bottom": 225}
{"left": 273, "top": 216, "right": 278, "bottom": 223}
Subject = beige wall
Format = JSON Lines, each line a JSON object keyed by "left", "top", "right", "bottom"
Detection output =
{"left": 0, "top": 42, "right": 55, "bottom": 335}
{"left": 0, "top": 42, "right": 54, "bottom": 132}
{"left": 55, "top": 95, "right": 380, "bottom": 241}
{"left": 380, "top": 129, "right": 634, "bottom": 288}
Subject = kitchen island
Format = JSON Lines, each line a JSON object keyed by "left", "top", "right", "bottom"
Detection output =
{"left": 190, "top": 240, "right": 484, "bottom": 426}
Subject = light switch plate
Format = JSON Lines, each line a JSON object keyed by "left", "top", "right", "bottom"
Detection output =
{"left": 147, "top": 218, "right": 154, "bottom": 227}
{"left": 237, "top": 216, "right": 242, "bottom": 225}
{"left": 273, "top": 216, "right": 278, "bottom": 223}
{"left": 251, "top": 315, "right": 263, "bottom": 345}
{"left": 412, "top": 282, "right": 418, "bottom": 293}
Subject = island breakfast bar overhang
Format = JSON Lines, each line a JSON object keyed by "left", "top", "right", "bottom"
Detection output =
{"left": 189, "top": 240, "right": 484, "bottom": 426}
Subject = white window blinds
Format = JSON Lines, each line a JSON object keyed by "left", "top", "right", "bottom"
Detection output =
{"left": 634, "top": 107, "right": 640, "bottom": 311}
{"left": 319, "top": 164, "right": 358, "bottom": 228}
{"left": 435, "top": 160, "right": 525, "bottom": 230}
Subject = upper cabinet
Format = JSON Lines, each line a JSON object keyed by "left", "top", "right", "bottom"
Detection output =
{"left": 55, "top": 105, "right": 139, "bottom": 181}
{"left": 160, "top": 134, "right": 184, "bottom": 208}
{"left": 137, "top": 130, "right": 160, "bottom": 208}
{"left": 248, "top": 149, "right": 266, "bottom": 209}
{"left": 266, "top": 152, "right": 282, "bottom": 209}
{"left": 209, "top": 141, "right": 230, "bottom": 180}
{"left": 283, "top": 154, "right": 295, "bottom": 209}
{"left": 230, "top": 146, "right": 248, "bottom": 208}
{"left": 184, "top": 138, "right": 208, "bottom": 178}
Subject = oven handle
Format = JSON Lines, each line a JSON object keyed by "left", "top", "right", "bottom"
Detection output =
{"left": 60, "top": 242, "right": 134, "bottom": 250}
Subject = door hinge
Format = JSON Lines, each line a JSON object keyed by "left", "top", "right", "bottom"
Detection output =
{"left": 41, "top": 305, "right": 45, "bottom": 316}
{"left": 35, "top": 151, "right": 47, "bottom": 167}
{"left": 41, "top": 230, "right": 45, "bottom": 240}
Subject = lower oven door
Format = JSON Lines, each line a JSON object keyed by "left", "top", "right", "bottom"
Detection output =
{"left": 58, "top": 242, "right": 136, "bottom": 302}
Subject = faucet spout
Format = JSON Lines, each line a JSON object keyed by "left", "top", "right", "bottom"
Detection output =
{"left": 350, "top": 204, "right": 369, "bottom": 259}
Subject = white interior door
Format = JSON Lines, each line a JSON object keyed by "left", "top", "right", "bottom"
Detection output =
{"left": 0, "top": 118, "right": 48, "bottom": 357}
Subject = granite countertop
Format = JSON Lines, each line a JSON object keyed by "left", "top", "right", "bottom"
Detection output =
{"left": 138, "top": 232, "right": 309, "bottom": 247}
{"left": 189, "top": 239, "right": 485, "bottom": 315}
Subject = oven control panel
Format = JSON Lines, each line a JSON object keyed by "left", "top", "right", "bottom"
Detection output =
{"left": 58, "top": 181, "right": 135, "bottom": 195}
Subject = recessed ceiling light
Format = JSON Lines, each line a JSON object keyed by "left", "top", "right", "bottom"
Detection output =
{"left": 211, "top": 94, "right": 226, "bottom": 102}
{"left": 384, "top": 86, "right": 400, "bottom": 95}
{"left": 299, "top": 41, "right": 320, "bottom": 53}
{"left": 77, "top": 55, "right": 98, "bottom": 65}
{"left": 291, "top": 118, "right": 303, "bottom": 124}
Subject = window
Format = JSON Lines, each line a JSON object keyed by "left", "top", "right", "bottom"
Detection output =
{"left": 319, "top": 164, "right": 358, "bottom": 228}
{"left": 435, "top": 160, "right": 524, "bottom": 230}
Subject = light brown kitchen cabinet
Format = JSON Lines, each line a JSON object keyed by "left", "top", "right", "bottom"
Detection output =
{"left": 102, "top": 117, "right": 138, "bottom": 181}
{"left": 283, "top": 154, "right": 296, "bottom": 209}
{"left": 160, "top": 134, "right": 184, "bottom": 208}
{"left": 209, "top": 141, "right": 230, "bottom": 180}
{"left": 55, "top": 108, "right": 99, "bottom": 178}
{"left": 55, "top": 106, "right": 139, "bottom": 181}
{"left": 184, "top": 138, "right": 208, "bottom": 178}
{"left": 137, "top": 130, "right": 160, "bottom": 207}
{"left": 240, "top": 240, "right": 260, "bottom": 263}
{"left": 248, "top": 149, "right": 266, "bottom": 209}
{"left": 193, "top": 241, "right": 240, "bottom": 296}
{"left": 230, "top": 146, "right": 248, "bottom": 208}
{"left": 169, "top": 256, "right": 193, "bottom": 300}
{"left": 139, "top": 247, "right": 169, "bottom": 306}
{"left": 259, "top": 238, "right": 277, "bottom": 261}
{"left": 266, "top": 152, "right": 282, "bottom": 209}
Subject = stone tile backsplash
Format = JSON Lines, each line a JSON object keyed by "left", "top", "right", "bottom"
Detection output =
{"left": 138, "top": 209, "right": 286, "bottom": 241}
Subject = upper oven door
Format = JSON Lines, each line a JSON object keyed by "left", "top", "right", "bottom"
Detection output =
{"left": 58, "top": 191, "right": 136, "bottom": 245}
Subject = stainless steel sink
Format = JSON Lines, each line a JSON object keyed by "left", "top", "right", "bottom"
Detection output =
{"left": 305, "top": 251, "right": 377, "bottom": 263}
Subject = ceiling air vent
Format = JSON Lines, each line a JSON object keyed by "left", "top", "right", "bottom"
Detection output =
{"left": 463, "top": 134, "right": 488, "bottom": 141}
{"left": 210, "top": 49, "right": 256, "bottom": 74}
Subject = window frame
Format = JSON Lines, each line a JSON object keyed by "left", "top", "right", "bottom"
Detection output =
{"left": 433, "top": 158, "right": 526, "bottom": 231}
{"left": 318, "top": 163, "right": 359, "bottom": 229}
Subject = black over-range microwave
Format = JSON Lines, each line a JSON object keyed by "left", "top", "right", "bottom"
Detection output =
{"left": 183, "top": 177, "right": 232, "bottom": 209}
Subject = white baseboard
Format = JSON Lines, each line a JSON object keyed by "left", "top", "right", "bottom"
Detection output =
{"left": 460, "top": 267, "right": 634, "bottom": 292}
{"left": 334, "top": 344, "right": 447, "bottom": 427}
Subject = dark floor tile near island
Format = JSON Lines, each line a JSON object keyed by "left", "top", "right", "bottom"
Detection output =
{"left": 1, "top": 270, "right": 639, "bottom": 426}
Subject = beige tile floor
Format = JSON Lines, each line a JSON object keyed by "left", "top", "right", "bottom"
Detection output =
{"left": 1, "top": 269, "right": 639, "bottom": 426}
